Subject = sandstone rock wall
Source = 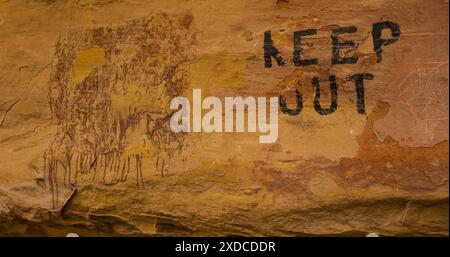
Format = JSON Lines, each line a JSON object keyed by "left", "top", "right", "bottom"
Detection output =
{"left": 0, "top": 0, "right": 448, "bottom": 236}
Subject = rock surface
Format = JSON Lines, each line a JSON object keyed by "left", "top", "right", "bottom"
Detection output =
{"left": 0, "top": 0, "right": 448, "bottom": 236}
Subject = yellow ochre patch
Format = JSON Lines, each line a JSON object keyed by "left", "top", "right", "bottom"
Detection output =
{"left": 72, "top": 47, "right": 105, "bottom": 84}
{"left": 188, "top": 52, "right": 248, "bottom": 90}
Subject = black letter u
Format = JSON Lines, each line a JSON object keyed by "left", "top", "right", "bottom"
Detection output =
{"left": 313, "top": 76, "right": 338, "bottom": 115}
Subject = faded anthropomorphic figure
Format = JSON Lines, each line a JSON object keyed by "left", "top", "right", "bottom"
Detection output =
{"left": 44, "top": 12, "right": 197, "bottom": 208}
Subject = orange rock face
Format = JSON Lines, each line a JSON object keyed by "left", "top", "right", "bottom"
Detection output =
{"left": 0, "top": 0, "right": 448, "bottom": 236}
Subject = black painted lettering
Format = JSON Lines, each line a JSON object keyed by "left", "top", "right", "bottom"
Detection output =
{"left": 332, "top": 26, "right": 358, "bottom": 65}
{"left": 372, "top": 21, "right": 401, "bottom": 62}
{"left": 264, "top": 30, "right": 286, "bottom": 68}
{"left": 293, "top": 29, "right": 318, "bottom": 66}
{"left": 347, "top": 73, "right": 374, "bottom": 114}
{"left": 313, "top": 76, "right": 338, "bottom": 115}
{"left": 279, "top": 89, "right": 303, "bottom": 115}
